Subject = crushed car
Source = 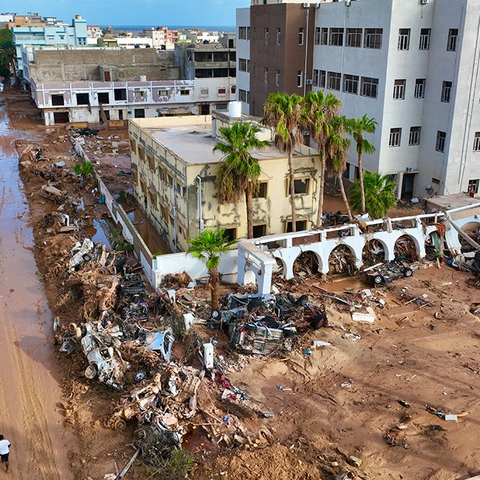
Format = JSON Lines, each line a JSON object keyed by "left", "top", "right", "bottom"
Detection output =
{"left": 362, "top": 260, "right": 414, "bottom": 286}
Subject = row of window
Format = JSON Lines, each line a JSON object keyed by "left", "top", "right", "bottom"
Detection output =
{"left": 389, "top": 127, "right": 446, "bottom": 152}
{"left": 314, "top": 27, "right": 458, "bottom": 52}
{"left": 392, "top": 79, "right": 451, "bottom": 102}
{"left": 313, "top": 70, "right": 379, "bottom": 98}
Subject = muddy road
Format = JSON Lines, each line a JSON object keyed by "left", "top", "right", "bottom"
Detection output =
{"left": 0, "top": 100, "right": 78, "bottom": 479}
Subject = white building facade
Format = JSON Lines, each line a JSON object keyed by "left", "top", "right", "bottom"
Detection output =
{"left": 312, "top": 0, "right": 480, "bottom": 200}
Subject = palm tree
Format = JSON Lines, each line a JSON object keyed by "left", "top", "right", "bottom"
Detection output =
{"left": 345, "top": 114, "right": 378, "bottom": 213}
{"left": 187, "top": 229, "right": 237, "bottom": 312}
{"left": 302, "top": 90, "right": 342, "bottom": 227}
{"left": 0, "top": 38, "right": 16, "bottom": 80}
{"left": 350, "top": 171, "right": 396, "bottom": 219}
{"left": 213, "top": 122, "right": 269, "bottom": 239}
{"left": 325, "top": 115, "right": 353, "bottom": 222}
{"left": 73, "top": 159, "right": 94, "bottom": 189}
{"left": 263, "top": 92, "right": 304, "bottom": 232}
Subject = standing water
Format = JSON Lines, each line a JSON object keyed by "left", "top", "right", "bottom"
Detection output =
{"left": 0, "top": 101, "right": 77, "bottom": 479}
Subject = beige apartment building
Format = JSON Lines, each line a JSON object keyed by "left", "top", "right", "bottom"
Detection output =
{"left": 128, "top": 110, "right": 320, "bottom": 252}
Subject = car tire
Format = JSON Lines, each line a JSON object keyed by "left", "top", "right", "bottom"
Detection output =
{"left": 85, "top": 364, "right": 98, "bottom": 379}
{"left": 373, "top": 274, "right": 383, "bottom": 285}
{"left": 403, "top": 268, "right": 413, "bottom": 277}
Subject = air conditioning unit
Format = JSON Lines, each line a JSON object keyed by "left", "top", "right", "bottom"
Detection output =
{"left": 406, "top": 166, "right": 414, "bottom": 172}
{"left": 302, "top": 3, "right": 310, "bottom": 8}
{"left": 420, "top": 0, "right": 428, "bottom": 4}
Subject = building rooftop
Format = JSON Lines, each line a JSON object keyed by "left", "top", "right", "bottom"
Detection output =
{"left": 144, "top": 123, "right": 286, "bottom": 165}
{"left": 426, "top": 193, "right": 480, "bottom": 211}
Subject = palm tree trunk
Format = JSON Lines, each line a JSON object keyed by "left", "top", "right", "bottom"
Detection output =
{"left": 210, "top": 267, "right": 220, "bottom": 311}
{"left": 358, "top": 147, "right": 366, "bottom": 213}
{"left": 245, "top": 182, "right": 254, "bottom": 239}
{"left": 316, "top": 144, "right": 326, "bottom": 227}
{"left": 288, "top": 151, "right": 296, "bottom": 232}
{"left": 337, "top": 172, "right": 353, "bottom": 222}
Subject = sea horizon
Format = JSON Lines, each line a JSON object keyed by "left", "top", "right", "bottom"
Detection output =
{"left": 99, "top": 24, "right": 236, "bottom": 33}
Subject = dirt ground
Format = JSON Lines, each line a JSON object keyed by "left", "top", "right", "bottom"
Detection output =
{"left": 3, "top": 90, "right": 480, "bottom": 480}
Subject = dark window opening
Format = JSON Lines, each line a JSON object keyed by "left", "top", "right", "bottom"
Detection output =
{"left": 76, "top": 93, "right": 89, "bottom": 105}
{"left": 253, "top": 224, "right": 267, "bottom": 238}
{"left": 286, "top": 220, "right": 307, "bottom": 233}
{"left": 51, "top": 94, "right": 64, "bottom": 106}
{"left": 98, "top": 92, "right": 109, "bottom": 104}
{"left": 134, "top": 109, "right": 145, "bottom": 118}
{"left": 223, "top": 228, "right": 237, "bottom": 242}
{"left": 114, "top": 88, "right": 127, "bottom": 101}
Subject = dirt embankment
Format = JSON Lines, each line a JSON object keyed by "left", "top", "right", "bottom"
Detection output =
{"left": 5, "top": 92, "right": 480, "bottom": 480}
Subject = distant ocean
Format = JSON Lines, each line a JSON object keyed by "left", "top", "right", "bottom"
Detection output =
{"left": 99, "top": 25, "right": 236, "bottom": 33}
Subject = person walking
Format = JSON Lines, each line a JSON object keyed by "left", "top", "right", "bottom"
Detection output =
{"left": 0, "top": 435, "right": 11, "bottom": 474}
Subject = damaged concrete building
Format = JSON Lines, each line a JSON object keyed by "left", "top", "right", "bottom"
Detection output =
{"left": 128, "top": 109, "right": 321, "bottom": 252}
{"left": 24, "top": 34, "right": 237, "bottom": 126}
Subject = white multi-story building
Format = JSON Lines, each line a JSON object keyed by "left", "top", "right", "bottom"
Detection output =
{"left": 238, "top": 0, "right": 480, "bottom": 200}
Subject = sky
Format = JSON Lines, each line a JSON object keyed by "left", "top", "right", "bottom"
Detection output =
{"left": 1, "top": 0, "right": 250, "bottom": 27}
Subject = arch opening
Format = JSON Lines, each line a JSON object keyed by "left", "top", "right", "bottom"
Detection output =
{"left": 362, "top": 239, "right": 386, "bottom": 266}
{"left": 293, "top": 251, "right": 321, "bottom": 278}
{"left": 394, "top": 235, "right": 419, "bottom": 262}
{"left": 328, "top": 245, "right": 357, "bottom": 275}
{"left": 458, "top": 222, "right": 480, "bottom": 253}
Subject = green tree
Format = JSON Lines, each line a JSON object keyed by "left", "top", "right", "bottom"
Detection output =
{"left": 0, "top": 29, "right": 15, "bottom": 80}
{"left": 325, "top": 115, "right": 353, "bottom": 222}
{"left": 213, "top": 122, "right": 269, "bottom": 239}
{"left": 302, "top": 90, "right": 342, "bottom": 227}
{"left": 345, "top": 114, "right": 378, "bottom": 213}
{"left": 350, "top": 171, "right": 396, "bottom": 219}
{"left": 263, "top": 92, "right": 304, "bottom": 232}
{"left": 187, "top": 229, "right": 237, "bottom": 311}
{"left": 73, "top": 160, "right": 94, "bottom": 189}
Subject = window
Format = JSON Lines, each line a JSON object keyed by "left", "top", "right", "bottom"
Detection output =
{"left": 468, "top": 179, "right": 480, "bottom": 194}
{"left": 329, "top": 28, "right": 344, "bottom": 46}
{"left": 264, "top": 27, "right": 269, "bottom": 44}
{"left": 239, "top": 89, "right": 248, "bottom": 103}
{"left": 313, "top": 69, "right": 319, "bottom": 87}
{"left": 76, "top": 93, "right": 89, "bottom": 105}
{"left": 441, "top": 81, "right": 452, "bottom": 103}
{"left": 286, "top": 220, "right": 307, "bottom": 233}
{"left": 414, "top": 79, "right": 426, "bottom": 98}
{"left": 419, "top": 28, "right": 431, "bottom": 50}
{"left": 321, "top": 27, "right": 328, "bottom": 45}
{"left": 134, "top": 90, "right": 145, "bottom": 98}
{"left": 51, "top": 94, "right": 64, "bottom": 106}
{"left": 231, "top": 85, "right": 236, "bottom": 94}
{"left": 98, "top": 92, "right": 109, "bottom": 104}
{"left": 254, "top": 181, "right": 268, "bottom": 198}
{"left": 398, "top": 28, "right": 410, "bottom": 50}
{"left": 319, "top": 70, "right": 326, "bottom": 88}
{"left": 114, "top": 88, "right": 127, "bottom": 101}
{"left": 315, "top": 27, "right": 321, "bottom": 45}
{"left": 436, "top": 131, "right": 446, "bottom": 152}
{"left": 218, "top": 88, "right": 226, "bottom": 95}
{"left": 239, "top": 58, "right": 248, "bottom": 72}
{"left": 264, "top": 67, "right": 268, "bottom": 83}
{"left": 409, "top": 126, "right": 421, "bottom": 146}
{"left": 138, "top": 146, "right": 145, "bottom": 161}
{"left": 253, "top": 224, "right": 267, "bottom": 238}
{"left": 132, "top": 171, "right": 138, "bottom": 185}
{"left": 134, "top": 108, "right": 145, "bottom": 118}
{"left": 200, "top": 87, "right": 209, "bottom": 96}
{"left": 159, "top": 89, "right": 169, "bottom": 96}
{"left": 223, "top": 228, "right": 237, "bottom": 242}
{"left": 297, "top": 70, "right": 303, "bottom": 88}
{"left": 389, "top": 128, "right": 402, "bottom": 147}
{"left": 275, "top": 69, "right": 280, "bottom": 87}
{"left": 147, "top": 154, "right": 155, "bottom": 171}
{"left": 343, "top": 74, "right": 359, "bottom": 94}
{"left": 216, "top": 104, "right": 228, "bottom": 110}
{"left": 276, "top": 27, "right": 281, "bottom": 45}
{"left": 299, "top": 27, "right": 304, "bottom": 45}
{"left": 346, "top": 28, "right": 362, "bottom": 47}
{"left": 364, "top": 28, "right": 382, "bottom": 49}
{"left": 327, "top": 71, "right": 341, "bottom": 91}
{"left": 291, "top": 178, "right": 310, "bottom": 195}
{"left": 360, "top": 77, "right": 378, "bottom": 98}
{"left": 129, "top": 139, "right": 136, "bottom": 153}
{"left": 180, "top": 89, "right": 190, "bottom": 96}
{"left": 447, "top": 29, "right": 458, "bottom": 51}
{"left": 393, "top": 79, "right": 406, "bottom": 100}
{"left": 431, "top": 177, "right": 440, "bottom": 185}
{"left": 239, "top": 26, "right": 250, "bottom": 40}
{"left": 473, "top": 132, "right": 480, "bottom": 151}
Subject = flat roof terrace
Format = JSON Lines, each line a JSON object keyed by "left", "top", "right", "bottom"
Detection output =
{"left": 143, "top": 124, "right": 307, "bottom": 165}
